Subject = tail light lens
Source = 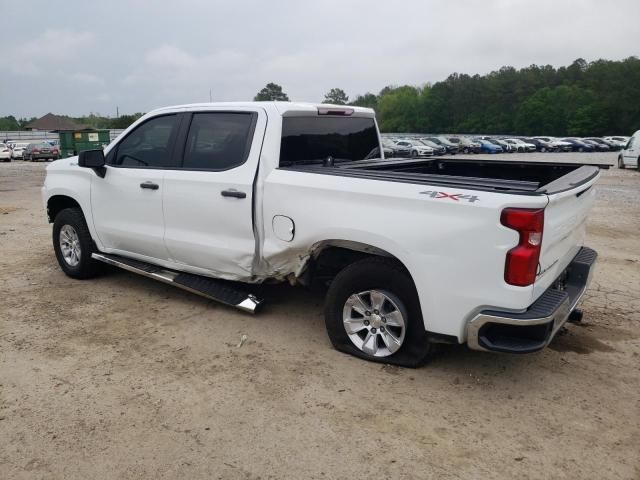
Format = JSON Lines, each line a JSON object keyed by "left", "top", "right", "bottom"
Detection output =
{"left": 32, "top": 149, "right": 40, "bottom": 153}
{"left": 501, "top": 208, "right": 544, "bottom": 286}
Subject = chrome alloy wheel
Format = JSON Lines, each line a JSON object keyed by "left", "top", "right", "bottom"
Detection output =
{"left": 59, "top": 224, "right": 81, "bottom": 267}
{"left": 342, "top": 290, "right": 406, "bottom": 357}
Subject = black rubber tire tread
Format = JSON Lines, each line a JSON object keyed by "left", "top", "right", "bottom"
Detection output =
{"left": 324, "top": 256, "right": 433, "bottom": 368}
{"left": 52, "top": 207, "right": 103, "bottom": 279}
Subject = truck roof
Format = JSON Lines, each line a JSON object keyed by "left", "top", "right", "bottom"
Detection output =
{"left": 147, "top": 101, "right": 375, "bottom": 118}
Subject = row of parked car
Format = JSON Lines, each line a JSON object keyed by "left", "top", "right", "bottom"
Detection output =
{"left": 381, "top": 135, "right": 630, "bottom": 157}
{"left": 0, "top": 141, "right": 60, "bottom": 162}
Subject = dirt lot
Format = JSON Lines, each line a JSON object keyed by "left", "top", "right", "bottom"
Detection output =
{"left": 1, "top": 154, "right": 639, "bottom": 479}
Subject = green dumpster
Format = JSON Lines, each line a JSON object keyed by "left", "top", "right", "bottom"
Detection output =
{"left": 58, "top": 129, "right": 110, "bottom": 157}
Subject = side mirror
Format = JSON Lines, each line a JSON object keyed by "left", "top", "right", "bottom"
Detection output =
{"left": 78, "top": 149, "right": 106, "bottom": 177}
{"left": 78, "top": 149, "right": 105, "bottom": 168}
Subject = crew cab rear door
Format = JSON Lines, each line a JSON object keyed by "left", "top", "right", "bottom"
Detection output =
{"left": 162, "top": 108, "right": 266, "bottom": 279}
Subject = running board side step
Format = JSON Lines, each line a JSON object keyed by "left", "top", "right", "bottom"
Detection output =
{"left": 91, "top": 253, "right": 263, "bottom": 314}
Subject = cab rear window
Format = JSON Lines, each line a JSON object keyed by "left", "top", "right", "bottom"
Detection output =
{"left": 279, "top": 116, "right": 379, "bottom": 166}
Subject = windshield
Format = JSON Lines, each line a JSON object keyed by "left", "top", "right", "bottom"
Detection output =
{"left": 280, "top": 116, "right": 379, "bottom": 166}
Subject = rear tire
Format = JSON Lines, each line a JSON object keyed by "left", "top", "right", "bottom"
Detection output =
{"left": 324, "top": 257, "right": 433, "bottom": 367}
{"left": 52, "top": 208, "right": 103, "bottom": 279}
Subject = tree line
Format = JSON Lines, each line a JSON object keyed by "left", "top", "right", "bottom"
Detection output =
{"left": 351, "top": 57, "right": 640, "bottom": 135}
{"left": 257, "top": 57, "right": 640, "bottom": 136}
{"left": 3, "top": 57, "right": 638, "bottom": 136}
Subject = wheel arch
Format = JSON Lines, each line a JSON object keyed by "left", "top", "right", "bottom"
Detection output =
{"left": 300, "top": 239, "right": 415, "bottom": 289}
{"left": 47, "top": 195, "right": 83, "bottom": 223}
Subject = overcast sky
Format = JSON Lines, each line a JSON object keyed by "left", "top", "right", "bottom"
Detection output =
{"left": 1, "top": 0, "right": 639, "bottom": 118}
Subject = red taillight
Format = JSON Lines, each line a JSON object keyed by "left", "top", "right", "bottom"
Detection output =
{"left": 32, "top": 149, "right": 40, "bottom": 153}
{"left": 501, "top": 208, "right": 544, "bottom": 286}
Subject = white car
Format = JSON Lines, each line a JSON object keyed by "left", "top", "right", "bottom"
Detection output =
{"left": 11, "top": 143, "right": 29, "bottom": 160}
{"left": 0, "top": 143, "right": 12, "bottom": 162}
{"left": 605, "top": 136, "right": 629, "bottom": 150}
{"left": 503, "top": 138, "right": 536, "bottom": 153}
{"left": 393, "top": 140, "right": 433, "bottom": 157}
{"left": 42, "top": 102, "right": 599, "bottom": 366}
{"left": 617, "top": 131, "right": 639, "bottom": 169}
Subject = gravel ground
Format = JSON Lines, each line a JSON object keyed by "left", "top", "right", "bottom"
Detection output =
{"left": 0, "top": 154, "right": 638, "bottom": 480}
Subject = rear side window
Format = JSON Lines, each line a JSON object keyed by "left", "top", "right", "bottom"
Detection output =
{"left": 279, "top": 116, "right": 379, "bottom": 166}
{"left": 112, "top": 115, "right": 179, "bottom": 168}
{"left": 181, "top": 112, "right": 256, "bottom": 171}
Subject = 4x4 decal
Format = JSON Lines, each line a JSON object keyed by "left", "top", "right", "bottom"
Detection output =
{"left": 420, "top": 190, "right": 480, "bottom": 202}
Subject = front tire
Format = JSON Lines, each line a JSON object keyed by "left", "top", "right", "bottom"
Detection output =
{"left": 324, "top": 257, "right": 433, "bottom": 367}
{"left": 618, "top": 156, "right": 625, "bottom": 169}
{"left": 52, "top": 208, "right": 103, "bottom": 279}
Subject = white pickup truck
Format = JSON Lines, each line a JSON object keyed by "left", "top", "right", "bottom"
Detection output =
{"left": 43, "top": 102, "right": 601, "bottom": 366}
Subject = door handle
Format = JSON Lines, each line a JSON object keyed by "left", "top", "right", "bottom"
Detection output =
{"left": 140, "top": 181, "right": 159, "bottom": 190}
{"left": 221, "top": 189, "right": 246, "bottom": 199}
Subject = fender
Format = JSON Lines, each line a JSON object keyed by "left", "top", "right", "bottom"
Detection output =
{"left": 43, "top": 160, "right": 105, "bottom": 251}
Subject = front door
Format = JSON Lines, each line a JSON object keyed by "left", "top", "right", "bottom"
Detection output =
{"left": 162, "top": 109, "right": 265, "bottom": 278}
{"left": 91, "top": 114, "right": 181, "bottom": 261}
{"left": 623, "top": 135, "right": 638, "bottom": 167}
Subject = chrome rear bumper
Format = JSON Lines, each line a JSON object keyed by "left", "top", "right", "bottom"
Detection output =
{"left": 467, "top": 247, "right": 597, "bottom": 353}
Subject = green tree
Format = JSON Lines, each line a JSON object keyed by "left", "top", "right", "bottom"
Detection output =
{"left": 110, "top": 113, "right": 145, "bottom": 129}
{"left": 376, "top": 86, "right": 421, "bottom": 132}
{"left": 351, "top": 92, "right": 378, "bottom": 109}
{"left": 17, "top": 117, "right": 37, "bottom": 129}
{"left": 254, "top": 83, "right": 290, "bottom": 101}
{"left": 323, "top": 88, "right": 349, "bottom": 105}
{"left": 0, "top": 116, "right": 20, "bottom": 130}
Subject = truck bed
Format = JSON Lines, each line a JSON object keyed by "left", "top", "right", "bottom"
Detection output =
{"left": 282, "top": 157, "right": 604, "bottom": 195}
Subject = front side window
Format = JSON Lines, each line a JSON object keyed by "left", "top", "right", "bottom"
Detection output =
{"left": 182, "top": 112, "right": 256, "bottom": 170}
{"left": 279, "top": 116, "right": 379, "bottom": 166}
{"left": 625, "top": 136, "right": 635, "bottom": 150}
{"left": 112, "top": 115, "right": 178, "bottom": 168}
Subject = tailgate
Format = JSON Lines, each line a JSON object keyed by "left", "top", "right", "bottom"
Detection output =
{"left": 533, "top": 166, "right": 600, "bottom": 298}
